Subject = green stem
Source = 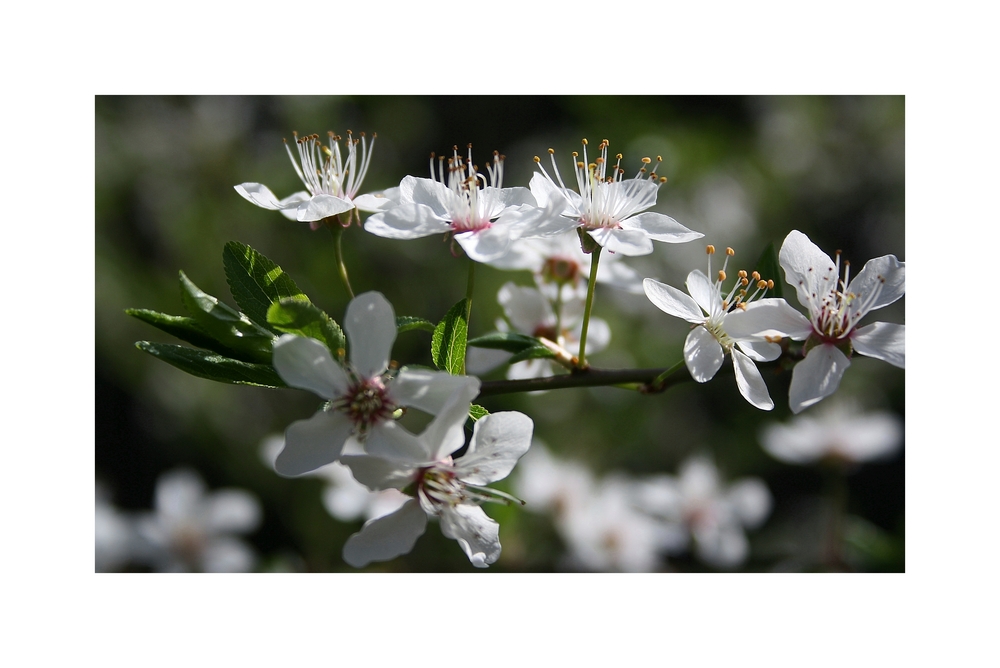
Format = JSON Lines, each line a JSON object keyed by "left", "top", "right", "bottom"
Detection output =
{"left": 577, "top": 247, "right": 602, "bottom": 369}
{"left": 462, "top": 259, "right": 475, "bottom": 375}
{"left": 328, "top": 219, "right": 355, "bottom": 300}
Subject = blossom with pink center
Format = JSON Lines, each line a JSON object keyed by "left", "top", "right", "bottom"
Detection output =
{"left": 363, "top": 145, "right": 561, "bottom": 263}
{"left": 271, "top": 291, "right": 480, "bottom": 475}
{"left": 235, "top": 130, "right": 389, "bottom": 228}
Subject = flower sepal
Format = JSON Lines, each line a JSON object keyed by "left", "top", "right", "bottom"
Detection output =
{"left": 577, "top": 226, "right": 602, "bottom": 254}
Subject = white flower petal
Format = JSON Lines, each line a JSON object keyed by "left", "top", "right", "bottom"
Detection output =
{"left": 201, "top": 538, "right": 256, "bottom": 573}
{"left": 735, "top": 339, "right": 781, "bottom": 362}
{"left": 234, "top": 182, "right": 283, "bottom": 210}
{"left": 419, "top": 385, "right": 478, "bottom": 462}
{"left": 847, "top": 255, "right": 905, "bottom": 313}
{"left": 587, "top": 227, "right": 654, "bottom": 256}
{"left": 852, "top": 322, "right": 905, "bottom": 368}
{"left": 583, "top": 317, "right": 611, "bottom": 354}
{"left": 155, "top": 469, "right": 205, "bottom": 522}
{"left": 275, "top": 410, "right": 354, "bottom": 476}
{"left": 732, "top": 349, "right": 774, "bottom": 410}
{"left": 840, "top": 411, "right": 904, "bottom": 462}
{"left": 529, "top": 172, "right": 579, "bottom": 216}
{"left": 272, "top": 334, "right": 348, "bottom": 399}
{"left": 342, "top": 499, "right": 428, "bottom": 568}
{"left": 724, "top": 298, "right": 813, "bottom": 341}
{"left": 364, "top": 421, "right": 431, "bottom": 463}
{"left": 726, "top": 479, "right": 772, "bottom": 529}
{"left": 363, "top": 203, "right": 451, "bottom": 239}
{"left": 499, "top": 282, "right": 554, "bottom": 334}
{"left": 603, "top": 179, "right": 659, "bottom": 220}
{"left": 685, "top": 270, "right": 718, "bottom": 317}
{"left": 439, "top": 504, "right": 501, "bottom": 568}
{"left": 390, "top": 369, "right": 481, "bottom": 415}
{"left": 789, "top": 344, "right": 851, "bottom": 414}
{"left": 684, "top": 326, "right": 724, "bottom": 383}
{"left": 778, "top": 230, "right": 838, "bottom": 309}
{"left": 455, "top": 224, "right": 513, "bottom": 263}
{"left": 352, "top": 192, "right": 397, "bottom": 213}
{"left": 506, "top": 358, "right": 554, "bottom": 381}
{"left": 205, "top": 490, "right": 261, "bottom": 534}
{"left": 622, "top": 212, "right": 703, "bottom": 243}
{"left": 457, "top": 411, "right": 534, "bottom": 485}
{"left": 643, "top": 278, "right": 704, "bottom": 323}
{"left": 295, "top": 193, "right": 355, "bottom": 222}
{"left": 340, "top": 454, "right": 419, "bottom": 490}
{"left": 409, "top": 177, "right": 459, "bottom": 217}
{"left": 345, "top": 292, "right": 396, "bottom": 379}
{"left": 596, "top": 257, "right": 645, "bottom": 293}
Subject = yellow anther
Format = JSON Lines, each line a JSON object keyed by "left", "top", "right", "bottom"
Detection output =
{"left": 548, "top": 148, "right": 555, "bottom": 154}
{"left": 534, "top": 156, "right": 541, "bottom": 163}
{"left": 738, "top": 270, "right": 747, "bottom": 279}
{"left": 757, "top": 280, "right": 768, "bottom": 290}
{"left": 582, "top": 138, "right": 589, "bottom": 145}
{"left": 706, "top": 245, "right": 716, "bottom": 255}
{"left": 765, "top": 335, "right": 782, "bottom": 343}
{"left": 737, "top": 303, "right": 747, "bottom": 311}
{"left": 722, "top": 300, "right": 729, "bottom": 310}
{"left": 572, "top": 151, "right": 579, "bottom": 157}
{"left": 751, "top": 271, "right": 760, "bottom": 280}
{"left": 767, "top": 280, "right": 775, "bottom": 289}
{"left": 718, "top": 270, "right": 727, "bottom": 282}
{"left": 577, "top": 161, "right": 585, "bottom": 168}
{"left": 659, "top": 176, "right": 668, "bottom": 183}
{"left": 656, "top": 156, "right": 663, "bottom": 162}
{"left": 595, "top": 157, "right": 604, "bottom": 164}
{"left": 641, "top": 157, "right": 652, "bottom": 164}
{"left": 740, "top": 277, "right": 749, "bottom": 286}
{"left": 726, "top": 247, "right": 735, "bottom": 256}
{"left": 616, "top": 153, "right": 623, "bottom": 160}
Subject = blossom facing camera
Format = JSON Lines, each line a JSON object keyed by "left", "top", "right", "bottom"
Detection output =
{"left": 773, "top": 230, "right": 905, "bottom": 413}
{"left": 643, "top": 245, "right": 787, "bottom": 410}
{"left": 340, "top": 405, "right": 534, "bottom": 569}
{"left": 271, "top": 291, "right": 481, "bottom": 476}
{"left": 529, "top": 139, "right": 703, "bottom": 256}
{"left": 235, "top": 130, "right": 387, "bottom": 228}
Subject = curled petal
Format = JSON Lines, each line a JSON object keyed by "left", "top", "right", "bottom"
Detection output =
{"left": 272, "top": 334, "right": 348, "bottom": 399}
{"left": 295, "top": 194, "right": 355, "bottom": 222}
{"left": 684, "top": 326, "right": 724, "bottom": 383}
{"left": 643, "top": 278, "right": 704, "bottom": 323}
{"left": 275, "top": 410, "right": 354, "bottom": 476}
{"left": 732, "top": 349, "right": 774, "bottom": 410}
{"left": 622, "top": 212, "right": 703, "bottom": 244}
{"left": 789, "top": 344, "right": 851, "bottom": 414}
{"left": 439, "top": 504, "right": 501, "bottom": 568}
{"left": 342, "top": 499, "right": 428, "bottom": 568}
{"left": 852, "top": 322, "right": 905, "bottom": 368}
{"left": 345, "top": 292, "right": 396, "bottom": 379}
{"left": 234, "top": 182, "right": 283, "bottom": 210}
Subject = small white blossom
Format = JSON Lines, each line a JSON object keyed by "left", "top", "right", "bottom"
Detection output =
{"left": 133, "top": 469, "right": 261, "bottom": 573}
{"left": 760, "top": 400, "right": 903, "bottom": 466}
{"left": 364, "top": 146, "right": 561, "bottom": 263}
{"left": 271, "top": 291, "right": 481, "bottom": 475}
{"left": 643, "top": 244, "right": 785, "bottom": 410}
{"left": 635, "top": 455, "right": 771, "bottom": 569}
{"left": 235, "top": 130, "right": 387, "bottom": 228}
{"left": 339, "top": 400, "right": 533, "bottom": 569}
{"left": 528, "top": 139, "right": 703, "bottom": 256}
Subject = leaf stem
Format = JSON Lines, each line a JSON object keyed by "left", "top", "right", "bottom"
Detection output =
{"left": 577, "top": 247, "right": 602, "bottom": 369}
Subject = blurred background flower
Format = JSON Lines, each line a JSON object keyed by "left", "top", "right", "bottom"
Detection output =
{"left": 96, "top": 95, "right": 904, "bottom": 571}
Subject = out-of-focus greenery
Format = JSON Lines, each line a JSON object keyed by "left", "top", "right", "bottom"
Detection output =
{"left": 96, "top": 95, "right": 904, "bottom": 572}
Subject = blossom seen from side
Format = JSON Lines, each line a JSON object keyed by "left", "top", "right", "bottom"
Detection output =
{"left": 634, "top": 455, "right": 771, "bottom": 569}
{"left": 271, "top": 291, "right": 481, "bottom": 475}
{"left": 757, "top": 230, "right": 905, "bottom": 413}
{"left": 339, "top": 401, "right": 534, "bottom": 569}
{"left": 132, "top": 469, "right": 262, "bottom": 573}
{"left": 643, "top": 244, "right": 786, "bottom": 410}
{"left": 235, "top": 130, "right": 387, "bottom": 228}
{"left": 364, "top": 145, "right": 561, "bottom": 263}
{"left": 759, "top": 400, "right": 903, "bottom": 466}
{"left": 529, "top": 139, "right": 703, "bottom": 256}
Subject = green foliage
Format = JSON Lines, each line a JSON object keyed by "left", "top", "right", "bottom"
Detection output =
{"left": 267, "top": 298, "right": 346, "bottom": 353}
{"left": 135, "top": 342, "right": 287, "bottom": 388}
{"left": 466, "top": 403, "right": 489, "bottom": 432}
{"left": 126, "top": 309, "right": 237, "bottom": 356}
{"left": 507, "top": 344, "right": 556, "bottom": 364}
{"left": 223, "top": 241, "right": 306, "bottom": 330}
{"left": 179, "top": 271, "right": 275, "bottom": 363}
{"left": 753, "top": 242, "right": 784, "bottom": 300}
{"left": 431, "top": 299, "right": 468, "bottom": 375}
{"left": 467, "top": 332, "right": 540, "bottom": 353}
{"left": 396, "top": 316, "right": 436, "bottom": 334}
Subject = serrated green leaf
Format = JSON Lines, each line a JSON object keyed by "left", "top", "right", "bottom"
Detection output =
{"left": 179, "top": 271, "right": 276, "bottom": 364}
{"left": 136, "top": 341, "right": 287, "bottom": 388}
{"left": 469, "top": 404, "right": 489, "bottom": 421}
{"left": 508, "top": 344, "right": 556, "bottom": 364}
{"left": 396, "top": 315, "right": 436, "bottom": 334}
{"left": 752, "top": 242, "right": 784, "bottom": 300}
{"left": 431, "top": 299, "right": 468, "bottom": 375}
{"left": 267, "top": 298, "right": 346, "bottom": 353}
{"left": 126, "top": 308, "right": 254, "bottom": 360}
{"left": 223, "top": 241, "right": 306, "bottom": 330}
{"left": 468, "top": 331, "right": 539, "bottom": 353}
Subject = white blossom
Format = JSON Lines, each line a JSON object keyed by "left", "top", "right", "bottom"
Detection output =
{"left": 271, "top": 291, "right": 480, "bottom": 476}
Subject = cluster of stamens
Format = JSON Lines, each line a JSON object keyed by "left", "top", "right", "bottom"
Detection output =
{"left": 802, "top": 250, "right": 886, "bottom": 340}
{"left": 541, "top": 256, "right": 582, "bottom": 286}
{"left": 283, "top": 130, "right": 376, "bottom": 202}
{"left": 415, "top": 460, "right": 524, "bottom": 511}
{"left": 533, "top": 139, "right": 667, "bottom": 229}
{"left": 429, "top": 144, "right": 503, "bottom": 233}
{"left": 333, "top": 372, "right": 395, "bottom": 434}
{"left": 703, "top": 245, "right": 775, "bottom": 350}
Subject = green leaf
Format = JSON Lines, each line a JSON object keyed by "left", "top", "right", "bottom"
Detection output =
{"left": 469, "top": 404, "right": 489, "bottom": 421}
{"left": 430, "top": 299, "right": 468, "bottom": 375}
{"left": 752, "top": 242, "right": 784, "bottom": 300}
{"left": 179, "top": 271, "right": 276, "bottom": 364}
{"left": 222, "top": 241, "right": 306, "bottom": 330}
{"left": 396, "top": 315, "right": 436, "bottom": 334}
{"left": 508, "top": 344, "right": 556, "bottom": 364}
{"left": 267, "top": 298, "right": 346, "bottom": 353}
{"left": 135, "top": 341, "right": 287, "bottom": 388}
{"left": 468, "top": 331, "right": 540, "bottom": 353}
{"left": 126, "top": 308, "right": 260, "bottom": 361}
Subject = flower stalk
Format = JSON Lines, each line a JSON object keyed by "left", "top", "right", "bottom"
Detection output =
{"left": 327, "top": 217, "right": 355, "bottom": 299}
{"left": 577, "top": 247, "right": 602, "bottom": 369}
